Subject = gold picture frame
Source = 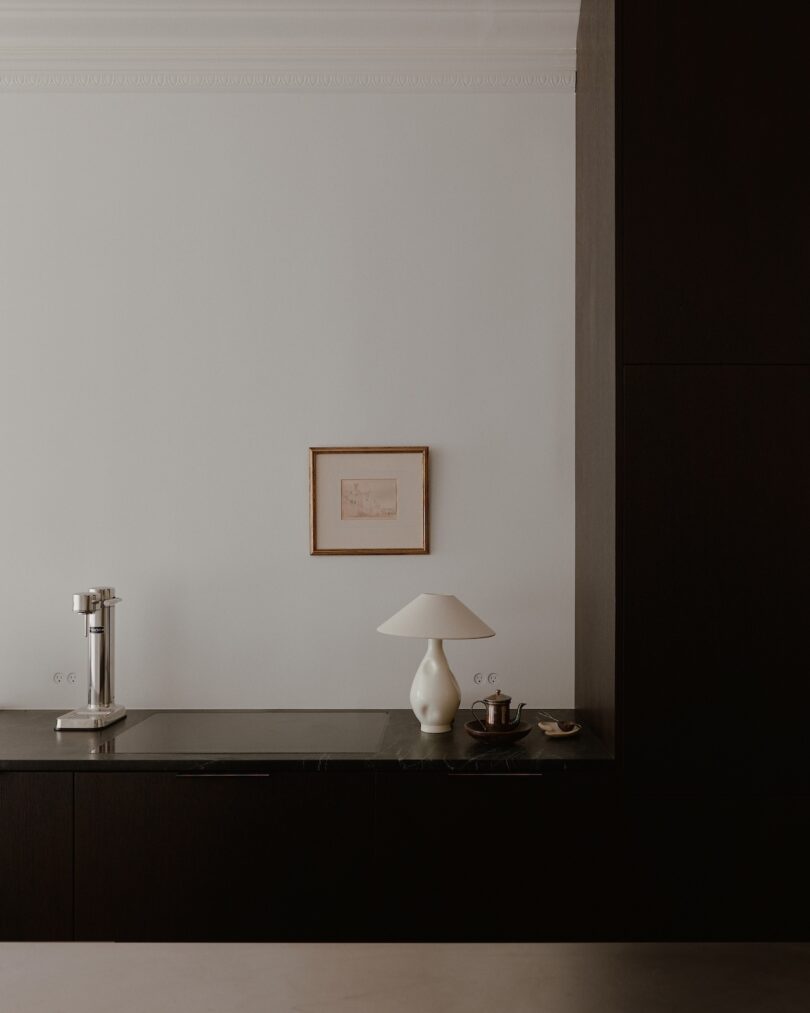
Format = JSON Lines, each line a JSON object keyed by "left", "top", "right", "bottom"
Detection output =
{"left": 309, "top": 446, "right": 429, "bottom": 555}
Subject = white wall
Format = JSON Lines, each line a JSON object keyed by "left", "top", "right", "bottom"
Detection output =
{"left": 0, "top": 91, "right": 574, "bottom": 710}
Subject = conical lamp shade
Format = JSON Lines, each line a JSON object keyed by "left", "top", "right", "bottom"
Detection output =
{"left": 377, "top": 593, "right": 494, "bottom": 640}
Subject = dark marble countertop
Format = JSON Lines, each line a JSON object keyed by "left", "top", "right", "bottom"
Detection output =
{"left": 0, "top": 709, "right": 613, "bottom": 773}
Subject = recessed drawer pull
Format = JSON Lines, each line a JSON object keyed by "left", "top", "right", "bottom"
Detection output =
{"left": 448, "top": 772, "right": 546, "bottom": 778}
{"left": 175, "top": 773, "right": 271, "bottom": 778}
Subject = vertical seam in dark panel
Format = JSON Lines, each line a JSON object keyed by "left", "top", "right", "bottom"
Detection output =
{"left": 614, "top": 0, "right": 625, "bottom": 772}
{"left": 71, "top": 772, "right": 76, "bottom": 940}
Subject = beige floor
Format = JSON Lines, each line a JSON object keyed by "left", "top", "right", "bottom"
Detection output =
{"left": 1, "top": 942, "right": 809, "bottom": 1012}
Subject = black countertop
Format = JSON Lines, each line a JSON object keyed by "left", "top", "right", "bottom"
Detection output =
{"left": 0, "top": 709, "right": 613, "bottom": 773}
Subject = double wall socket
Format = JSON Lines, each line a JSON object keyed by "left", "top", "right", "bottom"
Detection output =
{"left": 472, "top": 672, "right": 498, "bottom": 686}
{"left": 52, "top": 672, "right": 77, "bottom": 686}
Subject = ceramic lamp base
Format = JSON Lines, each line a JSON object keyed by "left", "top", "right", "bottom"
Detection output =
{"left": 410, "top": 638, "right": 461, "bottom": 734}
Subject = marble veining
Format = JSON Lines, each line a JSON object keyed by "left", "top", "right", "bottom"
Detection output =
{"left": 0, "top": 709, "right": 612, "bottom": 772}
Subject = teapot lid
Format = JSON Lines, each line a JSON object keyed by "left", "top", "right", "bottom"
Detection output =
{"left": 485, "top": 689, "right": 511, "bottom": 704}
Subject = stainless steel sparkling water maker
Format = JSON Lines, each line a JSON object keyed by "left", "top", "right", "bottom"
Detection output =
{"left": 55, "top": 586, "right": 127, "bottom": 731}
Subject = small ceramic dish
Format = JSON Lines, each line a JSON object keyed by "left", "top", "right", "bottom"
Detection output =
{"left": 464, "top": 720, "right": 532, "bottom": 746}
{"left": 538, "top": 720, "right": 582, "bottom": 738}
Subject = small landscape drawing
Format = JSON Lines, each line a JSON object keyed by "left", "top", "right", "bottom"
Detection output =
{"left": 341, "top": 479, "right": 398, "bottom": 520}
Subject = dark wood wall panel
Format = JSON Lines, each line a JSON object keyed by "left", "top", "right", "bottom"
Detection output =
{"left": 620, "top": 1, "right": 810, "bottom": 364}
{"left": 0, "top": 772, "right": 73, "bottom": 940}
{"left": 617, "top": 793, "right": 810, "bottom": 940}
{"left": 623, "top": 364, "right": 810, "bottom": 786}
{"left": 576, "top": 0, "right": 810, "bottom": 939}
{"left": 575, "top": 0, "right": 616, "bottom": 751}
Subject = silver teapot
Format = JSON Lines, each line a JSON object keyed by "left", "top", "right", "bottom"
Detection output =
{"left": 471, "top": 689, "right": 526, "bottom": 730}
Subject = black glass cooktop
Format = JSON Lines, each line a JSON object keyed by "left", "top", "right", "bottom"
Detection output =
{"left": 106, "top": 710, "right": 389, "bottom": 754}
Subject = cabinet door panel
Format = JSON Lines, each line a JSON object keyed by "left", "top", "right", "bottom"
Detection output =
{"left": 374, "top": 772, "right": 617, "bottom": 941}
{"left": 619, "top": 795, "right": 756, "bottom": 940}
{"left": 618, "top": 793, "right": 810, "bottom": 940}
{"left": 620, "top": 1, "right": 809, "bottom": 364}
{"left": 623, "top": 365, "right": 810, "bottom": 786}
{"left": 0, "top": 772, "right": 73, "bottom": 940}
{"left": 75, "top": 772, "right": 373, "bottom": 941}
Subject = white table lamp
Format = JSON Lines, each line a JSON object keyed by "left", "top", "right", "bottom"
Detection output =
{"left": 378, "top": 593, "right": 495, "bottom": 733}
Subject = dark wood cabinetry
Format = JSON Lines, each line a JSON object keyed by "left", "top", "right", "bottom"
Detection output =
{"left": 5, "top": 764, "right": 808, "bottom": 943}
{"left": 3, "top": 761, "right": 619, "bottom": 943}
{"left": 374, "top": 772, "right": 617, "bottom": 941}
{"left": 74, "top": 771, "right": 374, "bottom": 941}
{"left": 576, "top": 1, "right": 810, "bottom": 941}
{"left": 623, "top": 365, "right": 810, "bottom": 786}
{"left": 0, "top": 772, "right": 73, "bottom": 940}
{"left": 617, "top": 791, "right": 810, "bottom": 941}
{"left": 576, "top": 1, "right": 810, "bottom": 783}
{"left": 619, "top": 2, "right": 809, "bottom": 365}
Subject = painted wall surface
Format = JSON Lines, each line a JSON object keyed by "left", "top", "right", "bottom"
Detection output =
{"left": 0, "top": 92, "right": 574, "bottom": 709}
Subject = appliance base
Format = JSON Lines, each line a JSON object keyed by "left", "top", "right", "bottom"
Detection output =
{"left": 55, "top": 704, "right": 127, "bottom": 731}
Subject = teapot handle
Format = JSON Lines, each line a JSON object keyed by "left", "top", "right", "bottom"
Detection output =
{"left": 471, "top": 699, "right": 487, "bottom": 729}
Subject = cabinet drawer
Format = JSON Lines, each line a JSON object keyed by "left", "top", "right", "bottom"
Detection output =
{"left": 373, "top": 772, "right": 618, "bottom": 941}
{"left": 74, "top": 771, "right": 373, "bottom": 941}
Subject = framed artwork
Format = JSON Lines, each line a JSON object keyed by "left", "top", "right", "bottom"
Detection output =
{"left": 309, "top": 446, "right": 429, "bottom": 555}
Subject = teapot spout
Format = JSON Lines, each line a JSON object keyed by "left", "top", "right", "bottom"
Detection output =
{"left": 512, "top": 702, "right": 526, "bottom": 726}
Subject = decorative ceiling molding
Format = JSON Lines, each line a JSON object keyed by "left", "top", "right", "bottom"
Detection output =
{"left": 0, "top": 1, "right": 579, "bottom": 93}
